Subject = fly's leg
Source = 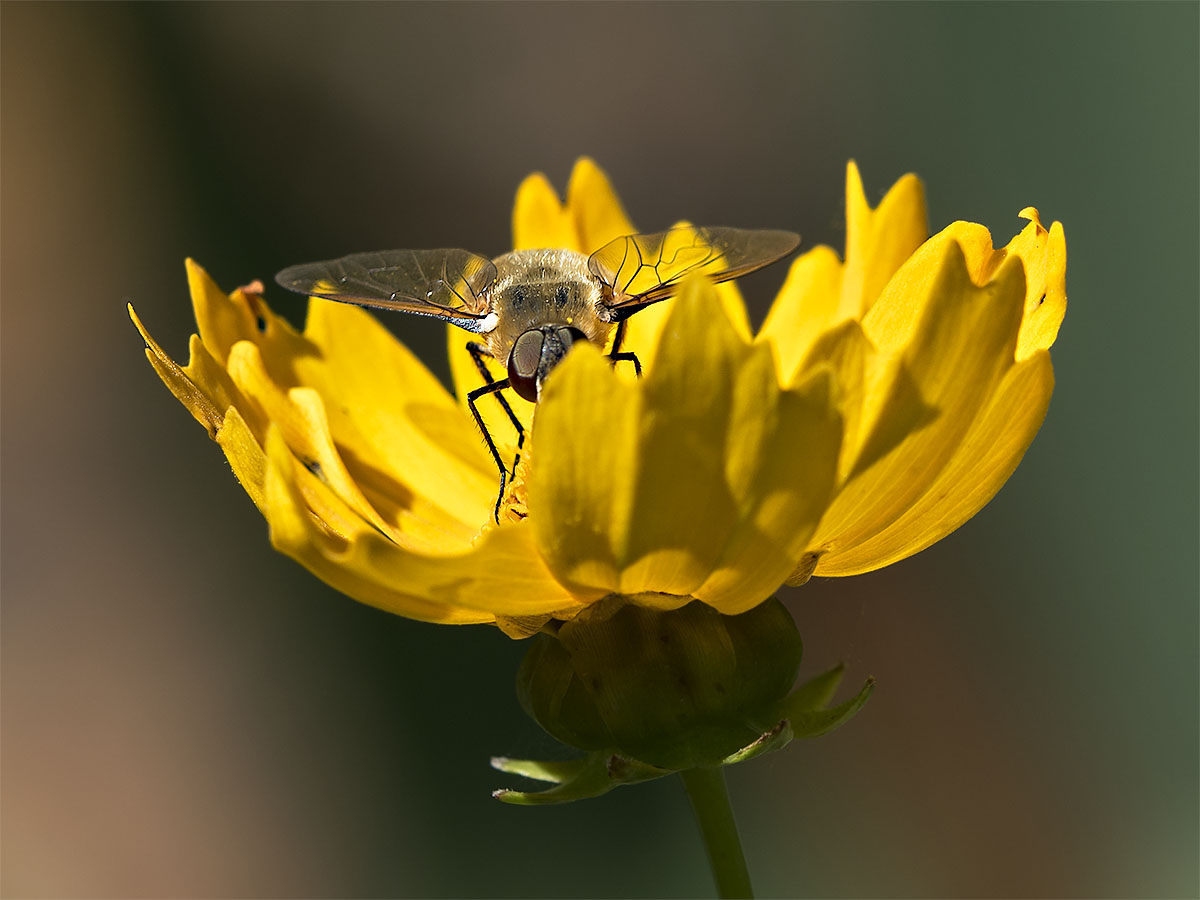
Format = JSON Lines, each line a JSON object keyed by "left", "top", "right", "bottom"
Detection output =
{"left": 609, "top": 351, "right": 642, "bottom": 377}
{"left": 610, "top": 319, "right": 629, "bottom": 355}
{"left": 466, "top": 342, "right": 525, "bottom": 443}
{"left": 466, "top": 341, "right": 526, "bottom": 521}
{"left": 467, "top": 380, "right": 517, "bottom": 523}
{"left": 607, "top": 320, "right": 642, "bottom": 377}
{"left": 467, "top": 342, "right": 527, "bottom": 467}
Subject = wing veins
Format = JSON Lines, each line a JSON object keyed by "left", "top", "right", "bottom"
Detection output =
{"left": 276, "top": 248, "right": 497, "bottom": 321}
{"left": 588, "top": 226, "right": 800, "bottom": 317}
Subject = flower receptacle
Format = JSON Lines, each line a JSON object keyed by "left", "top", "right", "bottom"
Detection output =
{"left": 499, "top": 597, "right": 873, "bottom": 804}
{"left": 517, "top": 598, "right": 804, "bottom": 771}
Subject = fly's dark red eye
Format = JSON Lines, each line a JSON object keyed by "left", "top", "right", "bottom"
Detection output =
{"left": 508, "top": 326, "right": 591, "bottom": 402}
{"left": 508, "top": 330, "right": 544, "bottom": 402}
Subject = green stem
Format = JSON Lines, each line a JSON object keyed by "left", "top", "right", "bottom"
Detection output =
{"left": 680, "top": 767, "right": 754, "bottom": 899}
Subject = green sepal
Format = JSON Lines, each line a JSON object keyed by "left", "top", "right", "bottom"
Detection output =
{"left": 718, "top": 720, "right": 792, "bottom": 765}
{"left": 785, "top": 662, "right": 847, "bottom": 711}
{"left": 716, "top": 667, "right": 874, "bottom": 765}
{"left": 782, "top": 669, "right": 875, "bottom": 740}
{"left": 491, "top": 751, "right": 673, "bottom": 805}
{"left": 489, "top": 755, "right": 591, "bottom": 785}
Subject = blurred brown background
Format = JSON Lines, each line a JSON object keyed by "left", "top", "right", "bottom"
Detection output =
{"left": 2, "top": 3, "right": 1196, "bottom": 897}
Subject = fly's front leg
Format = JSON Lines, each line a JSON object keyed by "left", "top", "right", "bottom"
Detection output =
{"left": 466, "top": 341, "right": 526, "bottom": 521}
{"left": 607, "top": 320, "right": 642, "bottom": 377}
{"left": 467, "top": 379, "right": 517, "bottom": 523}
{"left": 467, "top": 342, "right": 525, "bottom": 445}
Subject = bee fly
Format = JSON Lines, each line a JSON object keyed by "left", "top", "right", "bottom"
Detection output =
{"left": 276, "top": 225, "right": 800, "bottom": 521}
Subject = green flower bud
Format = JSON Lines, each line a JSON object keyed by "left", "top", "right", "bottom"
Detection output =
{"left": 516, "top": 597, "right": 803, "bottom": 771}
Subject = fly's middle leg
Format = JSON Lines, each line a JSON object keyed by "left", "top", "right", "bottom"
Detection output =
{"left": 607, "top": 320, "right": 642, "bottom": 377}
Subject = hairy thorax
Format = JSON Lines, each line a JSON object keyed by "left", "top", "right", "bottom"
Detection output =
{"left": 482, "top": 249, "right": 614, "bottom": 363}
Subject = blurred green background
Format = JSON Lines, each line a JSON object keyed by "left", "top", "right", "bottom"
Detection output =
{"left": 3, "top": 3, "right": 1196, "bottom": 897}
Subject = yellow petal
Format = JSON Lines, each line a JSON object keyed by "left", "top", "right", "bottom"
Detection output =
{"left": 530, "top": 277, "right": 841, "bottom": 610}
{"left": 262, "top": 426, "right": 588, "bottom": 623}
{"left": 355, "top": 516, "right": 594, "bottom": 619}
{"left": 512, "top": 171, "right": 575, "bottom": 251}
{"left": 758, "top": 164, "right": 927, "bottom": 376}
{"left": 150, "top": 264, "right": 499, "bottom": 534}
{"left": 612, "top": 286, "right": 749, "bottom": 597}
{"left": 215, "top": 406, "right": 268, "bottom": 514}
{"left": 616, "top": 294, "right": 672, "bottom": 375}
{"left": 251, "top": 328, "right": 498, "bottom": 549}
{"left": 263, "top": 424, "right": 487, "bottom": 623}
{"left": 889, "top": 212, "right": 1067, "bottom": 361}
{"left": 526, "top": 343, "right": 639, "bottom": 593}
{"left": 821, "top": 350, "right": 1054, "bottom": 575}
{"left": 1011, "top": 210, "right": 1067, "bottom": 359}
{"left": 187, "top": 259, "right": 283, "bottom": 366}
{"left": 841, "top": 161, "right": 928, "bottom": 321}
{"left": 188, "top": 260, "right": 334, "bottom": 407}
{"left": 714, "top": 281, "right": 753, "bottom": 341}
{"left": 566, "top": 157, "right": 636, "bottom": 252}
{"left": 512, "top": 158, "right": 636, "bottom": 256}
{"left": 224, "top": 341, "right": 401, "bottom": 540}
{"left": 811, "top": 239, "right": 1027, "bottom": 572}
{"left": 693, "top": 364, "right": 842, "bottom": 613}
{"left": 794, "top": 319, "right": 936, "bottom": 483}
{"left": 131, "top": 303, "right": 230, "bottom": 437}
{"left": 758, "top": 245, "right": 845, "bottom": 383}
{"left": 131, "top": 302, "right": 279, "bottom": 457}
{"left": 619, "top": 220, "right": 754, "bottom": 375}
{"left": 295, "top": 297, "right": 498, "bottom": 531}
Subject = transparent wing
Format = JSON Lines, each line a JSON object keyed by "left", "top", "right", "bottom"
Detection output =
{"left": 587, "top": 226, "right": 800, "bottom": 320}
{"left": 275, "top": 248, "right": 499, "bottom": 328}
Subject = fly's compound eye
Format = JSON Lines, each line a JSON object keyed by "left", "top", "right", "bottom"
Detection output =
{"left": 507, "top": 326, "right": 591, "bottom": 403}
{"left": 508, "top": 329, "right": 545, "bottom": 402}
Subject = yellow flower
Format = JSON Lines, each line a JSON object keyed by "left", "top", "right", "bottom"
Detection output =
{"left": 131, "top": 159, "right": 1065, "bottom": 637}
{"left": 762, "top": 164, "right": 1067, "bottom": 579}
